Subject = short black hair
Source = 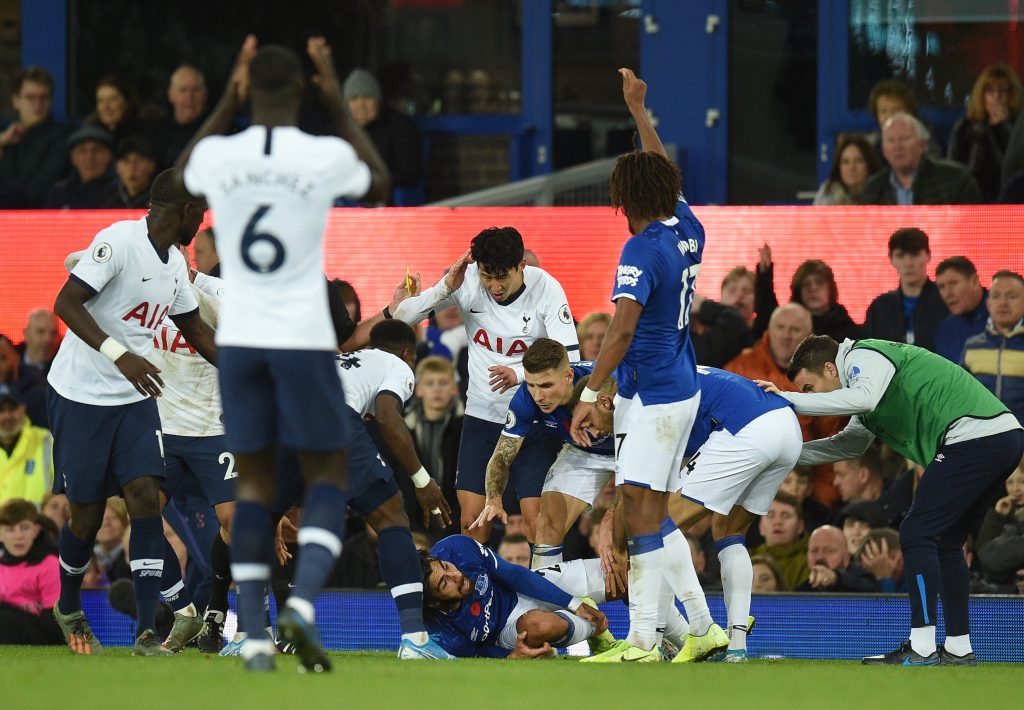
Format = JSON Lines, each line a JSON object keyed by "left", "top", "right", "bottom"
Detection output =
{"left": 888, "top": 227, "right": 929, "bottom": 256}
{"left": 149, "top": 168, "right": 192, "bottom": 208}
{"left": 370, "top": 319, "right": 417, "bottom": 355}
{"left": 992, "top": 269, "right": 1024, "bottom": 287}
{"left": 14, "top": 66, "right": 54, "bottom": 94}
{"left": 936, "top": 256, "right": 977, "bottom": 278}
{"left": 470, "top": 227, "right": 525, "bottom": 277}
{"left": 249, "top": 45, "right": 303, "bottom": 93}
{"left": 786, "top": 334, "right": 840, "bottom": 382}
{"left": 500, "top": 533, "right": 530, "bottom": 546}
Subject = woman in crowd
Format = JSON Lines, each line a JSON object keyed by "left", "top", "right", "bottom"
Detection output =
{"left": 576, "top": 311, "right": 611, "bottom": 362}
{"left": 948, "top": 63, "right": 1023, "bottom": 202}
{"left": 86, "top": 74, "right": 147, "bottom": 146}
{"left": 813, "top": 133, "right": 882, "bottom": 205}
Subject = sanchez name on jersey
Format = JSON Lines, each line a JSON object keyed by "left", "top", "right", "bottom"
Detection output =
{"left": 183, "top": 125, "right": 370, "bottom": 352}
{"left": 49, "top": 218, "right": 198, "bottom": 406}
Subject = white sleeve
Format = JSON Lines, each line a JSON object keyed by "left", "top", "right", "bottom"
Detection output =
{"left": 193, "top": 273, "right": 225, "bottom": 298}
{"left": 169, "top": 257, "right": 200, "bottom": 317}
{"left": 797, "top": 417, "right": 876, "bottom": 466}
{"left": 539, "top": 273, "right": 581, "bottom": 362}
{"left": 326, "top": 139, "right": 372, "bottom": 200}
{"left": 70, "top": 229, "right": 128, "bottom": 294}
{"left": 783, "top": 349, "right": 896, "bottom": 416}
{"left": 380, "top": 360, "right": 416, "bottom": 406}
{"left": 393, "top": 276, "right": 457, "bottom": 324}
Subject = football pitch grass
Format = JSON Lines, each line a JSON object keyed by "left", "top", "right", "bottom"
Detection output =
{"left": 0, "top": 648, "right": 1018, "bottom": 709}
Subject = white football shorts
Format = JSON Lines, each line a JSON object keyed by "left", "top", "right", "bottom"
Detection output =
{"left": 613, "top": 391, "right": 700, "bottom": 493}
{"left": 542, "top": 445, "right": 614, "bottom": 506}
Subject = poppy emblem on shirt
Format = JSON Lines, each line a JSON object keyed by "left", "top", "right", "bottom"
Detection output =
{"left": 471, "top": 602, "right": 481, "bottom": 617}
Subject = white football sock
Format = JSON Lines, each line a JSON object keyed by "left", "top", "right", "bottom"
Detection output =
{"left": 660, "top": 578, "right": 690, "bottom": 649}
{"left": 661, "top": 524, "right": 712, "bottom": 636}
{"left": 943, "top": 634, "right": 972, "bottom": 657}
{"left": 624, "top": 536, "right": 666, "bottom": 651}
{"left": 530, "top": 544, "right": 563, "bottom": 570}
{"left": 909, "top": 625, "right": 936, "bottom": 656}
{"left": 717, "top": 539, "right": 753, "bottom": 651}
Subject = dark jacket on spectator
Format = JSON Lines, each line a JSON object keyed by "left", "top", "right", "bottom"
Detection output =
{"left": 0, "top": 117, "right": 73, "bottom": 207}
{"left": 148, "top": 113, "right": 206, "bottom": 171}
{"left": 934, "top": 292, "right": 989, "bottom": 363}
{"left": 691, "top": 300, "right": 751, "bottom": 367}
{"left": 402, "top": 398, "right": 463, "bottom": 535}
{"left": 101, "top": 183, "right": 151, "bottom": 209}
{"left": 948, "top": 117, "right": 1013, "bottom": 203}
{"left": 752, "top": 263, "right": 861, "bottom": 342}
{"left": 862, "top": 278, "right": 949, "bottom": 353}
{"left": 794, "top": 563, "right": 880, "bottom": 593}
{"left": 332, "top": 530, "right": 383, "bottom": 589}
{"left": 975, "top": 506, "right": 1024, "bottom": 582}
{"left": 857, "top": 155, "right": 983, "bottom": 205}
{"left": 961, "top": 319, "right": 1024, "bottom": 425}
{"left": 42, "top": 172, "right": 117, "bottom": 209}
{"left": 366, "top": 106, "right": 423, "bottom": 191}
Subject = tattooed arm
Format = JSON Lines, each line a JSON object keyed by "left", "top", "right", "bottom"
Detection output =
{"left": 469, "top": 434, "right": 525, "bottom": 530}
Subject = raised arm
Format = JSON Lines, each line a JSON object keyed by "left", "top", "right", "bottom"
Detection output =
{"left": 393, "top": 250, "right": 473, "bottom": 325}
{"left": 620, "top": 68, "right": 667, "bottom": 159}
{"left": 307, "top": 37, "right": 391, "bottom": 203}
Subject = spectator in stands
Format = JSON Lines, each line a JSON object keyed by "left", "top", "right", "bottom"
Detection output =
{"left": 753, "top": 245, "right": 860, "bottom": 342}
{"left": 497, "top": 533, "right": 531, "bottom": 567}
{"left": 831, "top": 446, "right": 885, "bottom": 504}
{"left": 725, "top": 303, "right": 847, "bottom": 506}
{"left": 523, "top": 249, "right": 541, "bottom": 268}
{"left": 962, "top": 270, "right": 1024, "bottom": 424}
{"left": 0, "top": 384, "right": 53, "bottom": 507}
{"left": 102, "top": 137, "right": 157, "bottom": 209}
{"left": 93, "top": 498, "right": 131, "bottom": 583}
{"left": 343, "top": 68, "right": 423, "bottom": 199}
{"left": 934, "top": 256, "right": 988, "bottom": 363}
{"left": 777, "top": 466, "right": 833, "bottom": 532}
{"left": 0, "top": 498, "right": 62, "bottom": 645}
{"left": 505, "top": 514, "right": 528, "bottom": 538}
{"left": 192, "top": 227, "right": 219, "bottom": 276}
{"left": 418, "top": 306, "right": 467, "bottom": 366}
{"left": 795, "top": 525, "right": 878, "bottom": 593}
{"left": 856, "top": 528, "right": 905, "bottom": 593}
{"left": 858, "top": 112, "right": 983, "bottom": 205}
{"left": 0, "top": 66, "right": 73, "bottom": 207}
{"left": 41, "top": 125, "right": 116, "bottom": 209}
{"left": 864, "top": 79, "right": 940, "bottom": 158}
{"left": 1002, "top": 102, "right": 1024, "bottom": 200}
{"left": 975, "top": 462, "right": 1024, "bottom": 589}
{"left": 838, "top": 499, "right": 887, "bottom": 557}
{"left": 689, "top": 293, "right": 750, "bottom": 367}
{"left": 948, "top": 64, "right": 1023, "bottom": 203}
{"left": 813, "top": 133, "right": 882, "bottom": 205}
{"left": 719, "top": 266, "right": 756, "bottom": 328}
{"left": 335, "top": 524, "right": 384, "bottom": 589}
{"left": 751, "top": 554, "right": 786, "bottom": 592}
{"left": 16, "top": 309, "right": 59, "bottom": 379}
{"left": 685, "top": 532, "right": 716, "bottom": 590}
{"left": 150, "top": 64, "right": 208, "bottom": 170}
{"left": 332, "top": 279, "right": 361, "bottom": 322}
{"left": 577, "top": 312, "right": 611, "bottom": 362}
{"left": 40, "top": 493, "right": 69, "bottom": 532}
{"left": 85, "top": 74, "right": 147, "bottom": 147}
{"left": 750, "top": 493, "right": 809, "bottom": 591}
{"left": 404, "top": 356, "right": 463, "bottom": 526}
{"left": 862, "top": 228, "right": 948, "bottom": 352}
{"left": 0, "top": 336, "right": 45, "bottom": 427}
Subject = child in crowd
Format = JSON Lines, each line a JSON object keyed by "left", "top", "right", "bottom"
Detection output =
{"left": 0, "top": 497, "right": 63, "bottom": 644}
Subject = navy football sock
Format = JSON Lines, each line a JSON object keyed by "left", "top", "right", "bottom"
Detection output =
{"left": 161, "top": 537, "right": 192, "bottom": 612}
{"left": 58, "top": 525, "right": 94, "bottom": 615}
{"left": 207, "top": 534, "right": 231, "bottom": 616}
{"left": 129, "top": 516, "right": 165, "bottom": 638}
{"left": 288, "top": 484, "right": 346, "bottom": 617}
{"left": 377, "top": 525, "right": 427, "bottom": 639}
{"left": 229, "top": 501, "right": 275, "bottom": 641}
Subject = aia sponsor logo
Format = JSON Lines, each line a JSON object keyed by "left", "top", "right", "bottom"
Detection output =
{"left": 124, "top": 302, "right": 171, "bottom": 330}
{"left": 472, "top": 329, "right": 528, "bottom": 356}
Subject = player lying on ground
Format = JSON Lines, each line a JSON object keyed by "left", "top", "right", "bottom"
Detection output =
{"left": 759, "top": 335, "right": 1023, "bottom": 666}
{"left": 469, "top": 338, "right": 613, "bottom": 570}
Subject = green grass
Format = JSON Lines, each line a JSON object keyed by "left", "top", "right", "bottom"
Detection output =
{"left": 0, "top": 647, "right": 1018, "bottom": 709}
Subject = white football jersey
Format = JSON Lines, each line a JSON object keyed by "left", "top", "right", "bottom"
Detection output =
{"left": 336, "top": 349, "right": 415, "bottom": 419}
{"left": 183, "top": 125, "right": 371, "bottom": 351}
{"left": 48, "top": 218, "right": 198, "bottom": 406}
{"left": 397, "top": 264, "right": 579, "bottom": 423}
{"left": 151, "top": 275, "right": 226, "bottom": 436}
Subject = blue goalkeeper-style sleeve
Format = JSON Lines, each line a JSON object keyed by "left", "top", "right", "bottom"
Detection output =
{"left": 492, "top": 556, "right": 574, "bottom": 608}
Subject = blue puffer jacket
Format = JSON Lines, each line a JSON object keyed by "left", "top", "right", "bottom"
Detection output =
{"left": 962, "top": 319, "right": 1024, "bottom": 424}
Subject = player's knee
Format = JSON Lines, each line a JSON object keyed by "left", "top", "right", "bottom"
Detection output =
{"left": 121, "top": 479, "right": 162, "bottom": 518}
{"left": 69, "top": 510, "right": 103, "bottom": 541}
{"left": 517, "top": 610, "right": 566, "bottom": 645}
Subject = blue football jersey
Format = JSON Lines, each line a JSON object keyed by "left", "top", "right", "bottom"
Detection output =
{"left": 612, "top": 199, "right": 705, "bottom": 404}
{"left": 684, "top": 367, "right": 793, "bottom": 457}
{"left": 425, "top": 536, "right": 519, "bottom": 657}
{"left": 503, "top": 362, "right": 614, "bottom": 455}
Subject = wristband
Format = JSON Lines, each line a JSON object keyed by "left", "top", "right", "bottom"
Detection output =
{"left": 567, "top": 597, "right": 584, "bottom": 612}
{"left": 383, "top": 305, "right": 393, "bottom": 319}
{"left": 99, "top": 337, "right": 128, "bottom": 362}
{"left": 411, "top": 467, "right": 431, "bottom": 489}
{"left": 578, "top": 387, "right": 599, "bottom": 404}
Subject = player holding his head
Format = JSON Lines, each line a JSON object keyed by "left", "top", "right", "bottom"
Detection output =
{"left": 47, "top": 168, "right": 216, "bottom": 656}
{"left": 759, "top": 335, "right": 1023, "bottom": 665}
{"left": 469, "top": 338, "right": 613, "bottom": 569}
{"left": 180, "top": 36, "right": 391, "bottom": 672}
{"left": 570, "top": 69, "right": 706, "bottom": 663}
{"left": 394, "top": 230, "right": 579, "bottom": 543}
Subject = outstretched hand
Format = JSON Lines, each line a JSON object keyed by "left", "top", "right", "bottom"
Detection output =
{"left": 569, "top": 402, "right": 595, "bottom": 448}
{"left": 307, "top": 36, "right": 343, "bottom": 102}
{"left": 754, "top": 379, "right": 783, "bottom": 396}
{"left": 444, "top": 250, "right": 474, "bottom": 293}
{"left": 230, "top": 35, "right": 259, "bottom": 103}
{"left": 619, "top": 68, "right": 647, "bottom": 110}
{"left": 469, "top": 500, "right": 508, "bottom": 530}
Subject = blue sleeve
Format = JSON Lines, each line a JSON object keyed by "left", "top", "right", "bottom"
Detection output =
{"left": 612, "top": 237, "right": 655, "bottom": 306}
{"left": 502, "top": 387, "right": 537, "bottom": 438}
{"left": 491, "top": 556, "right": 573, "bottom": 608}
{"left": 475, "top": 644, "right": 512, "bottom": 659}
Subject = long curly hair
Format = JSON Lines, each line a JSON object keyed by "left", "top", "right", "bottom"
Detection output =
{"left": 609, "top": 151, "right": 680, "bottom": 225}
